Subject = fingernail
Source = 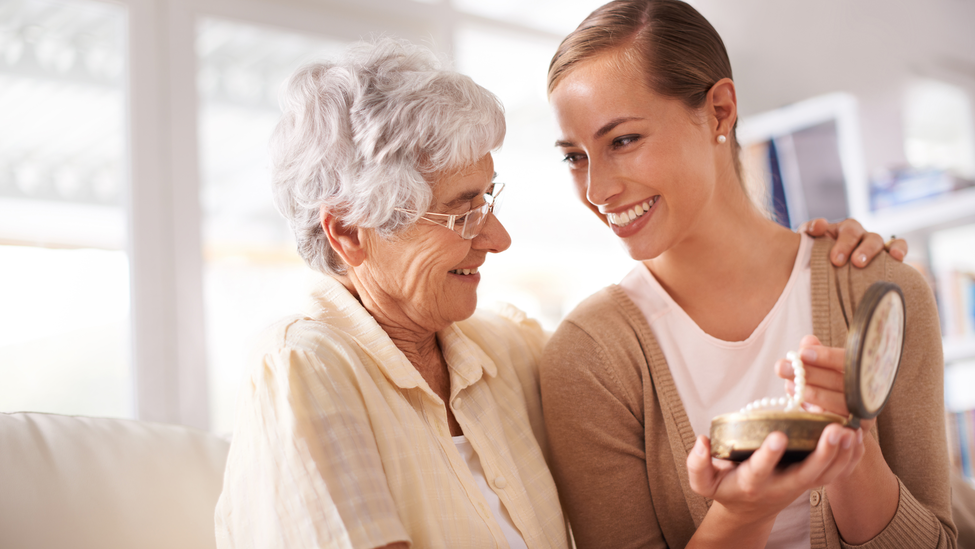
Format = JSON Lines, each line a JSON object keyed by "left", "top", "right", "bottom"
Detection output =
{"left": 695, "top": 438, "right": 707, "bottom": 456}
{"left": 841, "top": 432, "right": 853, "bottom": 449}
{"left": 858, "top": 253, "right": 867, "bottom": 265}
{"left": 835, "top": 253, "right": 844, "bottom": 263}
{"left": 768, "top": 435, "right": 784, "bottom": 451}
{"left": 857, "top": 429, "right": 863, "bottom": 444}
{"left": 800, "top": 348, "right": 816, "bottom": 362}
{"left": 828, "top": 431, "right": 840, "bottom": 445}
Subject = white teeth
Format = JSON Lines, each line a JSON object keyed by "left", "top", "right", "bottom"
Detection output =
{"left": 608, "top": 197, "right": 657, "bottom": 227}
{"left": 450, "top": 267, "right": 479, "bottom": 275}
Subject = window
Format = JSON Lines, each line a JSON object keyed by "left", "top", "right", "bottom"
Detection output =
{"left": 0, "top": 0, "right": 130, "bottom": 417}
{"left": 455, "top": 23, "right": 632, "bottom": 331}
{"left": 196, "top": 18, "right": 347, "bottom": 434}
{"left": 0, "top": 0, "right": 630, "bottom": 430}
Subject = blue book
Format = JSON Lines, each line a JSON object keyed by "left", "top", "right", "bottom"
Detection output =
{"left": 969, "top": 276, "right": 975, "bottom": 336}
{"left": 959, "top": 412, "right": 972, "bottom": 478}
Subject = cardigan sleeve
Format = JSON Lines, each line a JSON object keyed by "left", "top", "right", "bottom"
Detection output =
{"left": 830, "top": 257, "right": 957, "bottom": 549}
{"left": 540, "top": 314, "right": 669, "bottom": 549}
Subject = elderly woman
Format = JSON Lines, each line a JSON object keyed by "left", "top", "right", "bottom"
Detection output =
{"left": 214, "top": 41, "right": 569, "bottom": 549}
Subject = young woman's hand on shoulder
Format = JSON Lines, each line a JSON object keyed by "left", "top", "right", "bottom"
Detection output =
{"left": 802, "top": 217, "right": 908, "bottom": 265}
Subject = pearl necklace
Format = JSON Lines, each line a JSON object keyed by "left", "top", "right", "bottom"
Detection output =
{"left": 739, "top": 351, "right": 806, "bottom": 413}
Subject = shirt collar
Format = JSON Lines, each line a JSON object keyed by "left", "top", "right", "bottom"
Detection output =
{"left": 302, "top": 275, "right": 421, "bottom": 390}
{"left": 439, "top": 320, "right": 499, "bottom": 396}
{"left": 303, "top": 275, "right": 497, "bottom": 393}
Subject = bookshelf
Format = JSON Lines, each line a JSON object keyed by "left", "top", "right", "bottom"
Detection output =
{"left": 860, "top": 201, "right": 975, "bottom": 364}
{"left": 856, "top": 156, "right": 975, "bottom": 485}
{"left": 738, "top": 93, "right": 975, "bottom": 480}
{"left": 739, "top": 93, "right": 975, "bottom": 368}
{"left": 864, "top": 186, "right": 975, "bottom": 238}
{"left": 861, "top": 207, "right": 975, "bottom": 366}
{"left": 945, "top": 337, "right": 975, "bottom": 365}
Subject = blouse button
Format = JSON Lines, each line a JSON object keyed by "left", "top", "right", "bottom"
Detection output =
{"left": 494, "top": 476, "right": 507, "bottom": 489}
{"left": 810, "top": 490, "right": 821, "bottom": 506}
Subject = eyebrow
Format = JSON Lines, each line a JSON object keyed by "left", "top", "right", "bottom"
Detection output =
{"left": 443, "top": 172, "right": 498, "bottom": 208}
{"left": 554, "top": 117, "right": 644, "bottom": 148}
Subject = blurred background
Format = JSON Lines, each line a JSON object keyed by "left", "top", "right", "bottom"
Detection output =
{"left": 0, "top": 0, "right": 973, "bottom": 478}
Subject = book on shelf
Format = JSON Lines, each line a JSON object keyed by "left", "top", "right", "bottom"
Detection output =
{"left": 936, "top": 270, "right": 975, "bottom": 341}
{"left": 948, "top": 409, "right": 975, "bottom": 482}
{"left": 869, "top": 167, "right": 975, "bottom": 211}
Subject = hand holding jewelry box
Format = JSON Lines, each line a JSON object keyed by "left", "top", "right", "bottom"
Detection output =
{"left": 710, "top": 281, "right": 906, "bottom": 463}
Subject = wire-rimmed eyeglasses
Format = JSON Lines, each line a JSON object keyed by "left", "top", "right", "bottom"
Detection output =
{"left": 395, "top": 182, "right": 504, "bottom": 240}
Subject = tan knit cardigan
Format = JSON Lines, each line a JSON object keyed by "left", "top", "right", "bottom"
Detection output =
{"left": 540, "top": 238, "right": 956, "bottom": 549}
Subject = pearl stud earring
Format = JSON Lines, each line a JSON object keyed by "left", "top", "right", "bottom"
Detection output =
{"left": 717, "top": 134, "right": 727, "bottom": 144}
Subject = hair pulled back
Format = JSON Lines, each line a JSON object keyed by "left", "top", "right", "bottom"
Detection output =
{"left": 548, "top": 0, "right": 740, "bottom": 159}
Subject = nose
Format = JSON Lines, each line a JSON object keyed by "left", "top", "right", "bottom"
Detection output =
{"left": 585, "top": 159, "right": 625, "bottom": 209}
{"left": 472, "top": 212, "right": 511, "bottom": 253}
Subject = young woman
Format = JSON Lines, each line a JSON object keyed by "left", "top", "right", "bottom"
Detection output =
{"left": 539, "top": 1, "right": 955, "bottom": 548}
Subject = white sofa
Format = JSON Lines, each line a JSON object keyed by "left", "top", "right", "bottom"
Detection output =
{"left": 3, "top": 411, "right": 975, "bottom": 549}
{"left": 0, "top": 412, "right": 230, "bottom": 549}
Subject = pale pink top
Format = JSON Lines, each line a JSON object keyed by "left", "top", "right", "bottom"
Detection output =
{"left": 619, "top": 233, "right": 814, "bottom": 549}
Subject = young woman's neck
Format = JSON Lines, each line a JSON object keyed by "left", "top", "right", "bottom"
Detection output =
{"left": 644, "top": 175, "right": 801, "bottom": 341}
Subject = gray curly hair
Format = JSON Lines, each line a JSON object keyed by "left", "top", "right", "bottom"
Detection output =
{"left": 270, "top": 39, "right": 506, "bottom": 275}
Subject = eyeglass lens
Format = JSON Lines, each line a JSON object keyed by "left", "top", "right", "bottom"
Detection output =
{"left": 459, "top": 202, "right": 492, "bottom": 239}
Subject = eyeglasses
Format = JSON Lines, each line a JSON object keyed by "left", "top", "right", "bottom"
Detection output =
{"left": 395, "top": 182, "right": 504, "bottom": 240}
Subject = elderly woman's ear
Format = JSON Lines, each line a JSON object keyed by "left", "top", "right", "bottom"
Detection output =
{"left": 320, "top": 205, "right": 365, "bottom": 268}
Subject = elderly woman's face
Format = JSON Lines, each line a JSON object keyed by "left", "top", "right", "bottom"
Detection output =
{"left": 358, "top": 153, "right": 510, "bottom": 331}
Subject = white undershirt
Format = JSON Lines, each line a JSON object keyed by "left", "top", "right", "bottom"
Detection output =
{"left": 453, "top": 435, "right": 528, "bottom": 549}
{"left": 619, "top": 233, "right": 814, "bottom": 549}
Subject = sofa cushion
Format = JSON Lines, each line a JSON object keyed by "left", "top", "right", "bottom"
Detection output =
{"left": 0, "top": 412, "right": 229, "bottom": 549}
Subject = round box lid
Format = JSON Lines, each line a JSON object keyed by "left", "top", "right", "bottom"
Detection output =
{"left": 844, "top": 281, "right": 906, "bottom": 429}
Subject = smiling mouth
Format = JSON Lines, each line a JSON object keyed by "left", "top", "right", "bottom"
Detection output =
{"left": 449, "top": 267, "right": 479, "bottom": 275}
{"left": 606, "top": 197, "right": 658, "bottom": 228}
